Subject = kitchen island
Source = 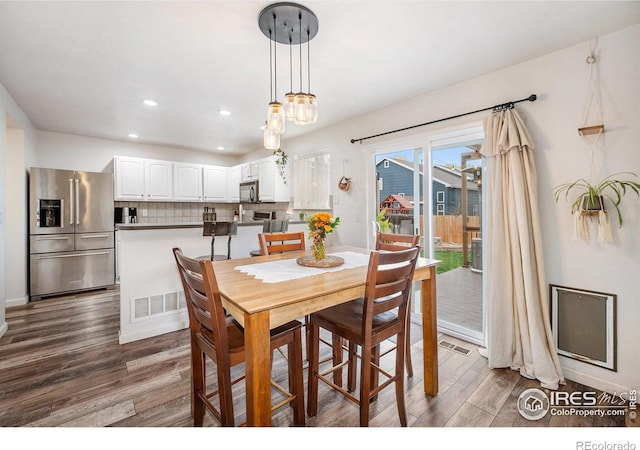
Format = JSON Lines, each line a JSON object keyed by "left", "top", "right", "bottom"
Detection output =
{"left": 117, "top": 220, "right": 307, "bottom": 344}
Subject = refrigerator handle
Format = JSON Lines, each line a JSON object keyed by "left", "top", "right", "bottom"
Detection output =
{"left": 75, "top": 178, "right": 80, "bottom": 225}
{"left": 69, "top": 178, "right": 75, "bottom": 225}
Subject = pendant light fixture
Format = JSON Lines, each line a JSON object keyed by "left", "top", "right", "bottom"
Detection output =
{"left": 259, "top": 3, "right": 319, "bottom": 143}
{"left": 263, "top": 122, "right": 280, "bottom": 150}
{"left": 265, "top": 18, "right": 285, "bottom": 134}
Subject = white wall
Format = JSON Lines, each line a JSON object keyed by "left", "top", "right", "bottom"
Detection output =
{"left": 5, "top": 128, "right": 27, "bottom": 306}
{"left": 249, "top": 24, "right": 640, "bottom": 394}
{"left": 35, "top": 130, "right": 240, "bottom": 174}
{"left": 1, "top": 83, "right": 37, "bottom": 336}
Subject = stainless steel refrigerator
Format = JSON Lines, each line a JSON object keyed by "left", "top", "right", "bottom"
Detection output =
{"left": 29, "top": 168, "right": 115, "bottom": 299}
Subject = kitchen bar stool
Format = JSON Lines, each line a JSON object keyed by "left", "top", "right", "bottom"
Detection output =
{"left": 198, "top": 221, "right": 237, "bottom": 261}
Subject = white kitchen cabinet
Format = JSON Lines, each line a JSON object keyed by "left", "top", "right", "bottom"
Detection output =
{"left": 258, "top": 155, "right": 290, "bottom": 202}
{"left": 174, "top": 162, "right": 203, "bottom": 201}
{"left": 226, "top": 165, "right": 241, "bottom": 202}
{"left": 241, "top": 161, "right": 260, "bottom": 182}
{"left": 203, "top": 165, "right": 228, "bottom": 202}
{"left": 114, "top": 156, "right": 146, "bottom": 200}
{"left": 145, "top": 159, "right": 173, "bottom": 200}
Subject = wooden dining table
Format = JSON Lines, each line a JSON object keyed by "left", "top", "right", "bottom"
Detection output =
{"left": 210, "top": 245, "right": 440, "bottom": 426}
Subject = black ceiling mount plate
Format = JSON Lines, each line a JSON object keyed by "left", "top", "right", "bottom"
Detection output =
{"left": 258, "top": 2, "right": 319, "bottom": 45}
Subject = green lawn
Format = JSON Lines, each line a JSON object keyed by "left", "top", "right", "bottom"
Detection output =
{"left": 434, "top": 251, "right": 464, "bottom": 274}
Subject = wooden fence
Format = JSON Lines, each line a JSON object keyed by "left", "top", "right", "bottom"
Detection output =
{"left": 433, "top": 215, "right": 480, "bottom": 244}
{"left": 385, "top": 214, "right": 480, "bottom": 245}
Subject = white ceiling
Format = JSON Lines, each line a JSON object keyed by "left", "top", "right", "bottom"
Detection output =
{"left": 1, "top": 1, "right": 639, "bottom": 155}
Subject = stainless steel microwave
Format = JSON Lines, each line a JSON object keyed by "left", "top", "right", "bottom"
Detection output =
{"left": 239, "top": 180, "right": 259, "bottom": 203}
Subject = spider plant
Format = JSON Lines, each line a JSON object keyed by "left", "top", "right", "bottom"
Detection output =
{"left": 553, "top": 172, "right": 640, "bottom": 226}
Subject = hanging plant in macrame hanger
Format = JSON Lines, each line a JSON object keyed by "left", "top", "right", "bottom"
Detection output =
{"left": 554, "top": 42, "right": 640, "bottom": 244}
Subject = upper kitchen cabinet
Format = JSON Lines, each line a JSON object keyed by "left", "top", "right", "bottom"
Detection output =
{"left": 258, "top": 155, "right": 290, "bottom": 202}
{"left": 114, "top": 156, "right": 145, "bottom": 200}
{"left": 114, "top": 156, "right": 175, "bottom": 201}
{"left": 241, "top": 161, "right": 260, "bottom": 182}
{"left": 202, "top": 165, "right": 228, "bottom": 202}
{"left": 174, "top": 162, "right": 203, "bottom": 201}
{"left": 227, "top": 165, "right": 241, "bottom": 203}
{"left": 144, "top": 159, "right": 173, "bottom": 200}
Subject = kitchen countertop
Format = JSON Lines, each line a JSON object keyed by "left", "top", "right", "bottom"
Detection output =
{"left": 117, "top": 220, "right": 305, "bottom": 231}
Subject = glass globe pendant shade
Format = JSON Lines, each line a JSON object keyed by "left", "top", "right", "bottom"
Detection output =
{"left": 266, "top": 101, "right": 285, "bottom": 134}
{"left": 307, "top": 94, "right": 318, "bottom": 124}
{"left": 284, "top": 92, "right": 296, "bottom": 122}
{"left": 263, "top": 124, "right": 280, "bottom": 150}
{"left": 293, "top": 93, "right": 310, "bottom": 125}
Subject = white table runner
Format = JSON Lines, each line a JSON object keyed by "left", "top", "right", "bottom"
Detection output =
{"left": 234, "top": 251, "right": 371, "bottom": 283}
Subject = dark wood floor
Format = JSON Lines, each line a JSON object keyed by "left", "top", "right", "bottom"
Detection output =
{"left": 0, "top": 288, "right": 627, "bottom": 431}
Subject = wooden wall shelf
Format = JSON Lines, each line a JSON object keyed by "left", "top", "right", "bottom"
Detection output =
{"left": 578, "top": 125, "right": 605, "bottom": 136}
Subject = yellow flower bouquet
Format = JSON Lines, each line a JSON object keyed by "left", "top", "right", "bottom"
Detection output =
{"left": 307, "top": 212, "right": 340, "bottom": 260}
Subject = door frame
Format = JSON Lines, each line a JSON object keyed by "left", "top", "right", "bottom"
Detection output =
{"left": 364, "top": 122, "right": 486, "bottom": 345}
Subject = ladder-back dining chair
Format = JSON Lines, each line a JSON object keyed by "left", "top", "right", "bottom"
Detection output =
{"left": 375, "top": 232, "right": 421, "bottom": 376}
{"left": 258, "top": 231, "right": 305, "bottom": 256}
{"left": 250, "top": 220, "right": 289, "bottom": 256}
{"left": 307, "top": 246, "right": 420, "bottom": 426}
{"left": 173, "top": 247, "right": 305, "bottom": 426}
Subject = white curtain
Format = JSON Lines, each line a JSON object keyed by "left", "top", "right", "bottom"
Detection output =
{"left": 482, "top": 108, "right": 565, "bottom": 390}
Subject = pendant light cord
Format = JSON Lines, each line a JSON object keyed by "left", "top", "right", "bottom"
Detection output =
{"left": 307, "top": 29, "right": 311, "bottom": 93}
{"left": 272, "top": 14, "right": 278, "bottom": 101}
{"left": 298, "top": 12, "right": 303, "bottom": 92}
{"left": 269, "top": 29, "right": 274, "bottom": 102}
{"left": 289, "top": 35, "right": 293, "bottom": 92}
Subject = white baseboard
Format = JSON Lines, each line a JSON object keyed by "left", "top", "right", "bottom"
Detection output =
{"left": 5, "top": 296, "right": 28, "bottom": 308}
{"left": 562, "top": 365, "right": 632, "bottom": 396}
{"left": 118, "top": 319, "right": 189, "bottom": 345}
{"left": 0, "top": 321, "right": 7, "bottom": 340}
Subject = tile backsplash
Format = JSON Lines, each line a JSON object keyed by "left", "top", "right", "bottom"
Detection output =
{"left": 114, "top": 201, "right": 291, "bottom": 224}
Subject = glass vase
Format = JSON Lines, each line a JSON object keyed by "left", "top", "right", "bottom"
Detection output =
{"left": 312, "top": 240, "right": 325, "bottom": 261}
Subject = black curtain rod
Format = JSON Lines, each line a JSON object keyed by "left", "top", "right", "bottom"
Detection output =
{"left": 350, "top": 94, "right": 537, "bottom": 144}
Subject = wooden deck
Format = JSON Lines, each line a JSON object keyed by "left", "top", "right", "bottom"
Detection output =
{"left": 436, "top": 266, "right": 483, "bottom": 333}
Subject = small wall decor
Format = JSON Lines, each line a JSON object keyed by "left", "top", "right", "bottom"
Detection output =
{"left": 337, "top": 159, "right": 351, "bottom": 191}
{"left": 338, "top": 175, "right": 351, "bottom": 191}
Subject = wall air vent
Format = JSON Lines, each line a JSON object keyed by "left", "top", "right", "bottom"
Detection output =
{"left": 132, "top": 291, "right": 187, "bottom": 321}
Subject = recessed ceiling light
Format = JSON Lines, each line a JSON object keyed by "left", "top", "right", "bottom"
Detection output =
{"left": 216, "top": 146, "right": 225, "bottom": 151}
{"left": 143, "top": 99, "right": 157, "bottom": 107}
{"left": 128, "top": 133, "right": 139, "bottom": 138}
{"left": 219, "top": 109, "right": 231, "bottom": 116}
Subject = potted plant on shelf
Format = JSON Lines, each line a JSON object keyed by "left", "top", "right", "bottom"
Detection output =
{"left": 553, "top": 172, "right": 640, "bottom": 242}
{"left": 273, "top": 148, "right": 288, "bottom": 184}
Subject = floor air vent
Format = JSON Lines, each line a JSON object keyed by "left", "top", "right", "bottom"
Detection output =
{"left": 439, "top": 340, "right": 472, "bottom": 356}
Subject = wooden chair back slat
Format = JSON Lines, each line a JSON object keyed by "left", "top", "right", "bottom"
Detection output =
{"left": 258, "top": 231, "right": 306, "bottom": 255}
